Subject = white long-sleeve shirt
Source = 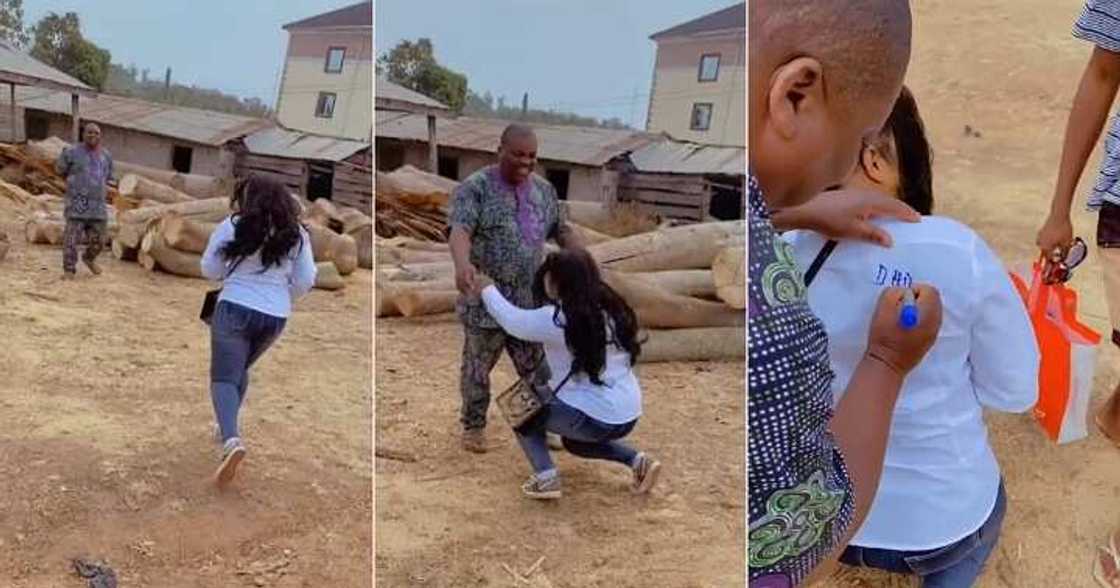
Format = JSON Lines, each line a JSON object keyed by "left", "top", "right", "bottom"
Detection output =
{"left": 200, "top": 216, "right": 317, "bottom": 318}
{"left": 784, "top": 216, "right": 1039, "bottom": 550}
{"left": 480, "top": 286, "right": 642, "bottom": 424}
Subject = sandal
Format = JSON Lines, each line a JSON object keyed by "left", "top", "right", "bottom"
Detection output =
{"left": 1093, "top": 532, "right": 1120, "bottom": 587}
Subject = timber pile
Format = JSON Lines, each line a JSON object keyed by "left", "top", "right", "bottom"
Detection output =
{"left": 375, "top": 215, "right": 746, "bottom": 363}
{"left": 374, "top": 166, "right": 452, "bottom": 242}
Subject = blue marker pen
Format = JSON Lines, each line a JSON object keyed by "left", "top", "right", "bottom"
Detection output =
{"left": 899, "top": 288, "right": 919, "bottom": 330}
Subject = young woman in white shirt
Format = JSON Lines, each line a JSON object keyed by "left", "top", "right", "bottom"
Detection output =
{"left": 200, "top": 175, "right": 317, "bottom": 487}
{"left": 783, "top": 87, "right": 1040, "bottom": 587}
{"left": 473, "top": 248, "right": 661, "bottom": 500}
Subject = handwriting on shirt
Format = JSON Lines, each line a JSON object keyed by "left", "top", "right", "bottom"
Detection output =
{"left": 874, "top": 264, "right": 913, "bottom": 288}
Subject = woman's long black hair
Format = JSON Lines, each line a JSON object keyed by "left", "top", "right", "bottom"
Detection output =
{"left": 221, "top": 174, "right": 304, "bottom": 268}
{"left": 532, "top": 248, "right": 642, "bottom": 384}
{"left": 872, "top": 85, "right": 935, "bottom": 215}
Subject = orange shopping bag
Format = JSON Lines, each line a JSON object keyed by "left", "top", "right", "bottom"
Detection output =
{"left": 1009, "top": 261, "right": 1101, "bottom": 444}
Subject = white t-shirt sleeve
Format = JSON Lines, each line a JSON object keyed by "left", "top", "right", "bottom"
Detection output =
{"left": 200, "top": 217, "right": 236, "bottom": 281}
{"left": 289, "top": 227, "right": 318, "bottom": 299}
{"left": 480, "top": 286, "right": 566, "bottom": 345}
{"left": 968, "top": 235, "right": 1040, "bottom": 412}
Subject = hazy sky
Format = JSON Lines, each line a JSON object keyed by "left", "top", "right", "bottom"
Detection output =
{"left": 376, "top": 0, "right": 740, "bottom": 127}
{"left": 26, "top": 0, "right": 359, "bottom": 106}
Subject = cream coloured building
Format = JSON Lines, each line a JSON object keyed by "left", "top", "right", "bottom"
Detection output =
{"left": 275, "top": 2, "right": 372, "bottom": 141}
{"left": 646, "top": 3, "right": 745, "bottom": 147}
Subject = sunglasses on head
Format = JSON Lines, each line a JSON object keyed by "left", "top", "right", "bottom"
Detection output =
{"left": 1043, "top": 237, "right": 1087, "bottom": 284}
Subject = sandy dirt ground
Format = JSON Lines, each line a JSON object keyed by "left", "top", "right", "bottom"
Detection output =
{"left": 374, "top": 313, "right": 745, "bottom": 587}
{"left": 0, "top": 210, "right": 372, "bottom": 587}
{"left": 826, "top": 0, "right": 1120, "bottom": 586}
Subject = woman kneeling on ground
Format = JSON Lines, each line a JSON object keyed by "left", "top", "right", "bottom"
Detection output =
{"left": 783, "top": 87, "right": 1040, "bottom": 587}
{"left": 471, "top": 248, "right": 661, "bottom": 500}
{"left": 201, "top": 175, "right": 317, "bottom": 488}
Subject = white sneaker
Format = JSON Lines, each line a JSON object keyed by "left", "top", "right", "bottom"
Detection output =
{"left": 214, "top": 437, "right": 246, "bottom": 488}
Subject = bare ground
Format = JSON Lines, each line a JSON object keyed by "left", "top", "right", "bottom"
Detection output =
{"left": 827, "top": 0, "right": 1120, "bottom": 586}
{"left": 0, "top": 211, "right": 372, "bottom": 587}
{"left": 374, "top": 315, "right": 745, "bottom": 587}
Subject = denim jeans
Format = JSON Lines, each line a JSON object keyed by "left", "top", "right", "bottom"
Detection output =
{"left": 210, "top": 301, "right": 286, "bottom": 442}
{"left": 839, "top": 480, "right": 1007, "bottom": 588}
{"left": 516, "top": 399, "right": 639, "bottom": 474}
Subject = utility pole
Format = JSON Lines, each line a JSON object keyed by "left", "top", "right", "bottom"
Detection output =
{"left": 521, "top": 92, "right": 528, "bottom": 118}
{"left": 164, "top": 67, "right": 172, "bottom": 100}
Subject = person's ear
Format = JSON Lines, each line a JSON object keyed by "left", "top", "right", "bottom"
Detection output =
{"left": 767, "top": 57, "right": 827, "bottom": 141}
{"left": 860, "top": 145, "right": 888, "bottom": 185}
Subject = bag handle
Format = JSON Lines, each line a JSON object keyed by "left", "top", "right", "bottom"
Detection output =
{"left": 803, "top": 240, "right": 838, "bottom": 287}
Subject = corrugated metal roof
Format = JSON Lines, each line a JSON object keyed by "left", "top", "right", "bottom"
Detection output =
{"left": 0, "top": 41, "right": 93, "bottom": 95}
{"left": 650, "top": 3, "right": 745, "bottom": 40}
{"left": 244, "top": 126, "right": 369, "bottom": 162}
{"left": 375, "top": 112, "right": 660, "bottom": 167}
{"left": 16, "top": 88, "right": 271, "bottom": 146}
{"left": 284, "top": 1, "right": 371, "bottom": 30}
{"left": 375, "top": 78, "right": 450, "bottom": 113}
{"left": 629, "top": 140, "right": 744, "bottom": 176}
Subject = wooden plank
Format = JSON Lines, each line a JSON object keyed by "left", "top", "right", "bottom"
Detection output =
{"left": 238, "top": 164, "right": 305, "bottom": 180}
{"left": 334, "top": 167, "right": 371, "bottom": 183}
{"left": 241, "top": 155, "right": 305, "bottom": 176}
{"left": 620, "top": 188, "right": 706, "bottom": 207}
{"left": 619, "top": 174, "right": 707, "bottom": 194}
{"left": 634, "top": 202, "right": 703, "bottom": 221}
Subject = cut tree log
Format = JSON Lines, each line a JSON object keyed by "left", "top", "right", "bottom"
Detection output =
{"left": 314, "top": 261, "right": 345, "bottom": 290}
{"left": 140, "top": 227, "right": 204, "bottom": 278}
{"left": 378, "top": 236, "right": 449, "bottom": 253}
{"left": 568, "top": 222, "right": 613, "bottom": 245}
{"left": 306, "top": 223, "right": 358, "bottom": 275}
{"left": 23, "top": 216, "right": 61, "bottom": 245}
{"left": 25, "top": 137, "right": 67, "bottom": 164}
{"left": 119, "top": 173, "right": 194, "bottom": 204}
{"left": 564, "top": 200, "right": 660, "bottom": 238}
{"left": 161, "top": 214, "right": 215, "bottom": 254}
{"left": 589, "top": 220, "right": 745, "bottom": 273}
{"left": 393, "top": 290, "right": 459, "bottom": 317}
{"left": 305, "top": 198, "right": 342, "bottom": 230}
{"left": 375, "top": 281, "right": 403, "bottom": 317}
{"left": 0, "top": 178, "right": 34, "bottom": 206}
{"left": 379, "top": 261, "right": 454, "bottom": 282}
{"left": 111, "top": 238, "right": 138, "bottom": 262}
{"left": 638, "top": 327, "right": 744, "bottom": 363}
{"left": 118, "top": 197, "right": 230, "bottom": 225}
{"left": 377, "top": 246, "right": 450, "bottom": 266}
{"left": 712, "top": 245, "right": 745, "bottom": 309}
{"left": 353, "top": 225, "right": 373, "bottom": 269}
{"left": 603, "top": 270, "right": 743, "bottom": 329}
{"left": 116, "top": 219, "right": 156, "bottom": 249}
{"left": 636, "top": 270, "right": 716, "bottom": 299}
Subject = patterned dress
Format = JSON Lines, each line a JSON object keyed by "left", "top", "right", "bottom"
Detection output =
{"left": 747, "top": 174, "right": 854, "bottom": 586}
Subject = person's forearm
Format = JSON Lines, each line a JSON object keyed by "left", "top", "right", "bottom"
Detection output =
{"left": 1052, "top": 51, "right": 1120, "bottom": 217}
{"left": 804, "top": 355, "right": 904, "bottom": 585}
{"left": 448, "top": 226, "right": 472, "bottom": 268}
{"left": 768, "top": 205, "right": 810, "bottom": 233}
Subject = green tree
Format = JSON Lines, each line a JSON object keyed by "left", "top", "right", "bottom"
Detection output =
{"left": 29, "top": 12, "right": 110, "bottom": 89}
{"left": 0, "top": 0, "right": 28, "bottom": 48}
{"left": 378, "top": 38, "right": 467, "bottom": 112}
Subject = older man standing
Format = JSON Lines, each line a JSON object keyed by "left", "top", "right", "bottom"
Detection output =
{"left": 56, "top": 123, "right": 113, "bottom": 279}
{"left": 447, "top": 123, "right": 579, "bottom": 453}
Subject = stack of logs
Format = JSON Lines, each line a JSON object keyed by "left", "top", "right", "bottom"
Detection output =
{"left": 376, "top": 175, "right": 746, "bottom": 363}
{"left": 8, "top": 137, "right": 374, "bottom": 289}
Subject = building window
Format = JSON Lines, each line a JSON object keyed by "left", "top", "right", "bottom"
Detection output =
{"left": 690, "top": 103, "right": 713, "bottom": 131}
{"left": 315, "top": 92, "right": 337, "bottom": 118}
{"left": 325, "top": 47, "right": 346, "bottom": 74}
{"left": 545, "top": 168, "right": 570, "bottom": 200}
{"left": 698, "top": 53, "right": 721, "bottom": 82}
{"left": 172, "top": 145, "right": 193, "bottom": 173}
{"left": 438, "top": 156, "right": 459, "bottom": 180}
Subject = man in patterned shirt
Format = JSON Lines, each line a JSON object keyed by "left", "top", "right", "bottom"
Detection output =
{"left": 56, "top": 123, "right": 113, "bottom": 279}
{"left": 748, "top": 1, "right": 943, "bottom": 585}
{"left": 448, "top": 124, "right": 579, "bottom": 453}
{"left": 1036, "top": 1, "right": 1120, "bottom": 580}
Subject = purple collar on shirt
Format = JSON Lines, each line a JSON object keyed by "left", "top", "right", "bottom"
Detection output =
{"left": 490, "top": 166, "right": 544, "bottom": 247}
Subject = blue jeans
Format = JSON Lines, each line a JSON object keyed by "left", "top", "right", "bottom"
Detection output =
{"left": 516, "top": 400, "right": 639, "bottom": 474}
{"left": 840, "top": 481, "right": 1007, "bottom": 588}
{"left": 210, "top": 301, "right": 286, "bottom": 442}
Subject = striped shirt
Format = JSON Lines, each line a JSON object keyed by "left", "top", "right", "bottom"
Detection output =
{"left": 747, "top": 174, "right": 854, "bottom": 586}
{"left": 1074, "top": 0, "right": 1120, "bottom": 209}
